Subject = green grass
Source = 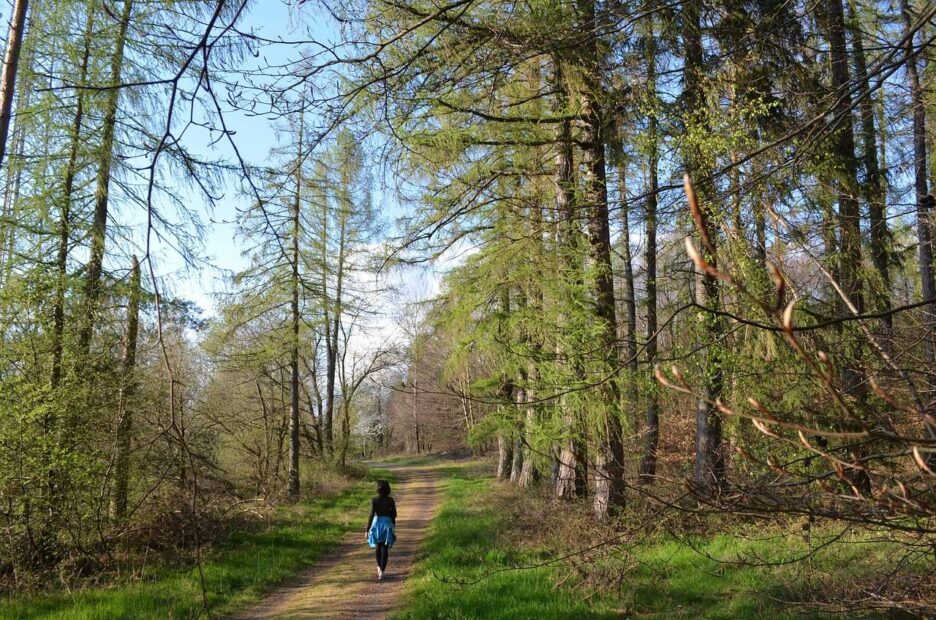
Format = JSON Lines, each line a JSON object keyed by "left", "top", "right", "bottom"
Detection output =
{"left": 5, "top": 461, "right": 910, "bottom": 619}
{"left": 0, "top": 468, "right": 395, "bottom": 619}
{"left": 620, "top": 532, "right": 890, "bottom": 619}
{"left": 394, "top": 465, "right": 898, "bottom": 620}
{"left": 392, "top": 465, "right": 620, "bottom": 619}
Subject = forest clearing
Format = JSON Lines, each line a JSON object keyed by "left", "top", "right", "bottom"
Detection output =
{"left": 0, "top": 0, "right": 935, "bottom": 617}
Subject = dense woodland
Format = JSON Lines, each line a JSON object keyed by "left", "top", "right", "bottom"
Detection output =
{"left": 0, "top": 0, "right": 935, "bottom": 613}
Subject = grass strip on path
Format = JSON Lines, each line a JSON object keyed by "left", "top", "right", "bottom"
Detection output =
{"left": 1, "top": 468, "right": 394, "bottom": 620}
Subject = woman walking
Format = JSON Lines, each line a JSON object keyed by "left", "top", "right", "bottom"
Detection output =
{"left": 366, "top": 480, "right": 397, "bottom": 579}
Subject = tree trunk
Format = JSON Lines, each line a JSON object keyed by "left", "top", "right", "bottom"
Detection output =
{"left": 518, "top": 277, "right": 541, "bottom": 488}
{"left": 517, "top": 368, "right": 539, "bottom": 488}
{"left": 900, "top": 0, "right": 936, "bottom": 446}
{"left": 324, "top": 167, "right": 349, "bottom": 454}
{"left": 287, "top": 116, "right": 304, "bottom": 501}
{"left": 112, "top": 256, "right": 141, "bottom": 520}
{"left": 684, "top": 0, "right": 726, "bottom": 494}
{"left": 639, "top": 18, "right": 660, "bottom": 484}
{"left": 0, "top": 1, "right": 36, "bottom": 289}
{"left": 411, "top": 373, "right": 421, "bottom": 454}
{"left": 618, "top": 166, "right": 639, "bottom": 421}
{"left": 51, "top": 1, "right": 96, "bottom": 391}
{"left": 496, "top": 433, "right": 513, "bottom": 481}
{"left": 306, "top": 342, "right": 325, "bottom": 455}
{"left": 79, "top": 0, "right": 134, "bottom": 354}
{"left": 826, "top": 0, "right": 865, "bottom": 345}
{"left": 320, "top": 199, "right": 334, "bottom": 449}
{"left": 509, "top": 382, "right": 525, "bottom": 483}
{"left": 0, "top": 0, "right": 29, "bottom": 170}
{"left": 826, "top": 0, "right": 871, "bottom": 494}
{"left": 324, "top": 300, "right": 340, "bottom": 455}
{"left": 693, "top": 255, "right": 725, "bottom": 492}
{"left": 552, "top": 58, "right": 584, "bottom": 501}
{"left": 338, "top": 401, "right": 352, "bottom": 468}
{"left": 849, "top": 0, "right": 891, "bottom": 331}
{"left": 576, "top": 0, "right": 626, "bottom": 521}
{"left": 510, "top": 433, "right": 524, "bottom": 483}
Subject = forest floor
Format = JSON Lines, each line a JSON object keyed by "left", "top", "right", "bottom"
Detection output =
{"left": 3, "top": 458, "right": 924, "bottom": 619}
{"left": 0, "top": 466, "right": 400, "bottom": 619}
{"left": 392, "top": 460, "right": 923, "bottom": 619}
{"left": 233, "top": 462, "right": 441, "bottom": 619}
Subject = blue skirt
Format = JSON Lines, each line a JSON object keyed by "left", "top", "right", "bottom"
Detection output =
{"left": 367, "top": 515, "right": 396, "bottom": 548}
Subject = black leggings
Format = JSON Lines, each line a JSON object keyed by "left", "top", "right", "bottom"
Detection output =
{"left": 375, "top": 543, "right": 389, "bottom": 571}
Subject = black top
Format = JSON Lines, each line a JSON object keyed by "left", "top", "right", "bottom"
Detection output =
{"left": 366, "top": 495, "right": 397, "bottom": 532}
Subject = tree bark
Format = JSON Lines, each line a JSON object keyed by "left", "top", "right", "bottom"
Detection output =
{"left": 618, "top": 166, "right": 639, "bottom": 421}
{"left": 575, "top": 0, "right": 625, "bottom": 519}
{"left": 517, "top": 368, "right": 539, "bottom": 488}
{"left": 0, "top": 0, "right": 36, "bottom": 289}
{"left": 849, "top": 0, "right": 891, "bottom": 331}
{"left": 509, "top": 381, "right": 525, "bottom": 483}
{"left": 692, "top": 253, "right": 725, "bottom": 492}
{"left": 51, "top": 1, "right": 96, "bottom": 391}
{"left": 112, "top": 256, "right": 141, "bottom": 520}
{"left": 826, "top": 0, "right": 865, "bottom": 341}
{"left": 684, "top": 0, "right": 726, "bottom": 493}
{"left": 553, "top": 58, "right": 584, "bottom": 501}
{"left": 323, "top": 155, "right": 350, "bottom": 454}
{"left": 509, "top": 431, "right": 524, "bottom": 483}
{"left": 518, "top": 278, "right": 541, "bottom": 488}
{"left": 639, "top": 17, "right": 660, "bottom": 484}
{"left": 496, "top": 433, "right": 513, "bottom": 481}
{"left": 79, "top": 0, "right": 134, "bottom": 354}
{"left": 410, "top": 371, "right": 421, "bottom": 454}
{"left": 287, "top": 116, "right": 304, "bottom": 501}
{"left": 825, "top": 0, "right": 871, "bottom": 494}
{"left": 0, "top": 0, "right": 29, "bottom": 171}
{"left": 338, "top": 399, "right": 352, "bottom": 468}
{"left": 900, "top": 0, "right": 936, "bottom": 445}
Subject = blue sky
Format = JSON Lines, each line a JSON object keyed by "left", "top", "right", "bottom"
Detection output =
{"left": 170, "top": 0, "right": 351, "bottom": 314}
{"left": 165, "top": 0, "right": 448, "bottom": 320}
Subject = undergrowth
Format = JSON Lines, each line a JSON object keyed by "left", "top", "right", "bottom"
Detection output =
{"left": 0, "top": 467, "right": 394, "bottom": 619}
{"left": 395, "top": 462, "right": 923, "bottom": 619}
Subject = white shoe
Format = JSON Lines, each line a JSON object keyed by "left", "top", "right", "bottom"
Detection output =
{"left": 377, "top": 568, "right": 383, "bottom": 580}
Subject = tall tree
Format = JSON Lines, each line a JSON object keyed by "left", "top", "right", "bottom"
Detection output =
{"left": 553, "top": 58, "right": 585, "bottom": 501}
{"left": 576, "top": 0, "right": 626, "bottom": 519}
{"left": 617, "top": 167, "right": 639, "bottom": 429}
{"left": 78, "top": 0, "right": 133, "bottom": 354}
{"left": 51, "top": 1, "right": 96, "bottom": 391}
{"left": 287, "top": 115, "right": 305, "bottom": 501}
{"left": 848, "top": 0, "right": 890, "bottom": 329}
{"left": 899, "top": 0, "right": 936, "bottom": 444}
{"left": 0, "top": 0, "right": 29, "bottom": 170}
{"left": 112, "top": 256, "right": 141, "bottom": 520}
{"left": 825, "top": 0, "right": 865, "bottom": 343}
{"left": 638, "top": 20, "right": 660, "bottom": 482}
{"left": 683, "top": 0, "right": 725, "bottom": 493}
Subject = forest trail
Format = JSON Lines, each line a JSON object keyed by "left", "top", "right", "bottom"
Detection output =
{"left": 232, "top": 463, "right": 441, "bottom": 620}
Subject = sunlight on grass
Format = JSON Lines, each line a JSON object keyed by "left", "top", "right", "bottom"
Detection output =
{"left": 0, "top": 468, "right": 395, "bottom": 620}
{"left": 393, "top": 466, "right": 620, "bottom": 620}
{"left": 394, "top": 465, "right": 894, "bottom": 620}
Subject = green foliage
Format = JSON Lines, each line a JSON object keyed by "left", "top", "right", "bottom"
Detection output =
{"left": 0, "top": 468, "right": 395, "bottom": 619}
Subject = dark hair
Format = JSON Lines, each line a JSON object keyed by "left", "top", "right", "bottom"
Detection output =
{"left": 376, "top": 480, "right": 391, "bottom": 497}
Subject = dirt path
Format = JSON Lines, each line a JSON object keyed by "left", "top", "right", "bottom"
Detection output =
{"left": 232, "top": 464, "right": 441, "bottom": 620}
